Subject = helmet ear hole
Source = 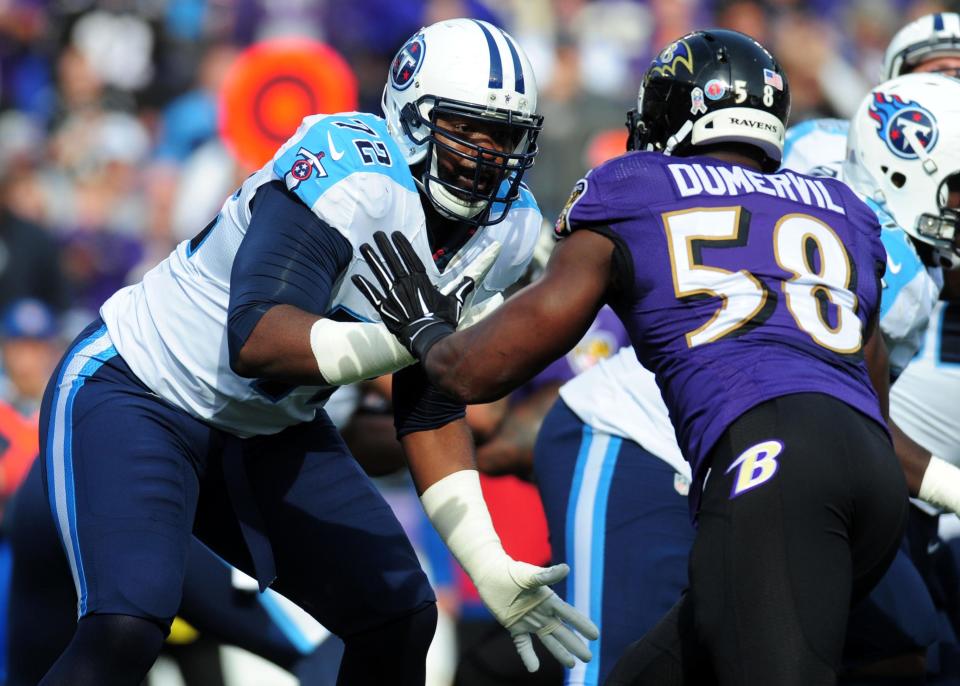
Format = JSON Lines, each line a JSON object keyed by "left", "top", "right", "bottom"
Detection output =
{"left": 891, "top": 172, "right": 907, "bottom": 188}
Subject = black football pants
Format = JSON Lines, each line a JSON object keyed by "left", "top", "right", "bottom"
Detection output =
{"left": 606, "top": 393, "right": 909, "bottom": 686}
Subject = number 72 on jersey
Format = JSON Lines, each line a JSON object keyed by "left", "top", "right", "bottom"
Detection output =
{"left": 663, "top": 206, "right": 863, "bottom": 354}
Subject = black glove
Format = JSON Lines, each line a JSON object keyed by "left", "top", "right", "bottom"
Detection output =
{"left": 352, "top": 231, "right": 475, "bottom": 360}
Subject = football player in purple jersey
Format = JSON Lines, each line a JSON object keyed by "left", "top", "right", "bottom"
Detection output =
{"left": 356, "top": 29, "right": 908, "bottom": 685}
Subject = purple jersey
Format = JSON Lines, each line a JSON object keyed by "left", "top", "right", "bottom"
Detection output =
{"left": 558, "top": 151, "right": 887, "bottom": 491}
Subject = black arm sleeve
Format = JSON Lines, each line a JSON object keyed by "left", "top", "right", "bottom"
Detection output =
{"left": 227, "top": 181, "right": 354, "bottom": 367}
{"left": 392, "top": 364, "right": 467, "bottom": 439}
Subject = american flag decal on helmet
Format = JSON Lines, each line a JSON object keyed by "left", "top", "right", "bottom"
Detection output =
{"left": 763, "top": 68, "right": 783, "bottom": 91}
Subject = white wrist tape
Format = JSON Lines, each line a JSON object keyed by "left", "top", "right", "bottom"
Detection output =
{"left": 311, "top": 319, "right": 414, "bottom": 386}
{"left": 420, "top": 469, "right": 508, "bottom": 581}
{"left": 918, "top": 456, "right": 960, "bottom": 514}
{"left": 310, "top": 292, "right": 504, "bottom": 386}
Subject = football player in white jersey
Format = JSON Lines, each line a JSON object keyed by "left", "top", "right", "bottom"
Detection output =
{"left": 35, "top": 18, "right": 596, "bottom": 686}
{"left": 782, "top": 11, "right": 960, "bottom": 363}
{"left": 841, "top": 73, "right": 960, "bottom": 523}
{"left": 783, "top": 79, "right": 945, "bottom": 378}
{"left": 783, "top": 55, "right": 960, "bottom": 514}
{"left": 890, "top": 301, "right": 960, "bottom": 474}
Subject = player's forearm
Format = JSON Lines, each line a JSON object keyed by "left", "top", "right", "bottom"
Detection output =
{"left": 424, "top": 287, "right": 591, "bottom": 404}
{"left": 424, "top": 326, "right": 529, "bottom": 404}
{"left": 401, "top": 418, "right": 477, "bottom": 495}
{"left": 890, "top": 419, "right": 931, "bottom": 496}
{"left": 401, "top": 422, "right": 518, "bottom": 594}
{"left": 889, "top": 417, "right": 960, "bottom": 515}
{"left": 235, "top": 304, "right": 416, "bottom": 385}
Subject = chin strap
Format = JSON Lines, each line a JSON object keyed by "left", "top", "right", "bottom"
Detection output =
{"left": 426, "top": 146, "right": 487, "bottom": 221}
{"left": 900, "top": 125, "right": 939, "bottom": 175}
{"left": 664, "top": 120, "right": 694, "bottom": 156}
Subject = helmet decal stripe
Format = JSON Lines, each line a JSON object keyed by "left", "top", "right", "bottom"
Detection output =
{"left": 472, "top": 20, "right": 504, "bottom": 89}
{"left": 498, "top": 28, "right": 525, "bottom": 94}
{"left": 935, "top": 13, "right": 945, "bottom": 31}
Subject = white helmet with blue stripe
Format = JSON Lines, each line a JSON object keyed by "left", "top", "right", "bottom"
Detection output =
{"left": 883, "top": 12, "right": 960, "bottom": 80}
{"left": 844, "top": 73, "right": 960, "bottom": 269}
{"left": 382, "top": 18, "right": 542, "bottom": 226}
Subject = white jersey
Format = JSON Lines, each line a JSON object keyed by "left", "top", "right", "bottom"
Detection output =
{"left": 559, "top": 347, "right": 690, "bottom": 479}
{"left": 890, "top": 301, "right": 960, "bottom": 465}
{"left": 101, "top": 112, "right": 541, "bottom": 437}
{"left": 783, "top": 118, "right": 942, "bottom": 375}
{"left": 781, "top": 117, "right": 849, "bottom": 177}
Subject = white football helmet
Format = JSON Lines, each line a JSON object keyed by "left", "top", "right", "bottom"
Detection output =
{"left": 381, "top": 18, "right": 542, "bottom": 226}
{"left": 883, "top": 12, "right": 960, "bottom": 80}
{"left": 844, "top": 73, "right": 960, "bottom": 269}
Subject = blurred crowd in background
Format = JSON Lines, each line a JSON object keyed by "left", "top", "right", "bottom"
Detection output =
{"left": 1, "top": 0, "right": 958, "bottom": 420}
{"left": 0, "top": 0, "right": 957, "bottom": 682}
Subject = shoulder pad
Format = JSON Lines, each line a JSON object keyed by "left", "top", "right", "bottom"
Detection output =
{"left": 880, "top": 223, "right": 924, "bottom": 286}
{"left": 863, "top": 196, "right": 898, "bottom": 230}
{"left": 511, "top": 182, "right": 540, "bottom": 213}
{"left": 782, "top": 118, "right": 849, "bottom": 173}
{"left": 481, "top": 191, "right": 543, "bottom": 292}
{"left": 272, "top": 113, "right": 416, "bottom": 210}
{"left": 555, "top": 152, "right": 667, "bottom": 236}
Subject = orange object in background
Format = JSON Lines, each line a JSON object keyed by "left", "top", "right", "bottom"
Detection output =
{"left": 585, "top": 127, "right": 629, "bottom": 169}
{"left": 219, "top": 38, "right": 358, "bottom": 169}
{"left": 0, "top": 400, "right": 38, "bottom": 499}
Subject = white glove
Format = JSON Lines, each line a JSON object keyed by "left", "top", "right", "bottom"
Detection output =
{"left": 485, "top": 559, "right": 599, "bottom": 672}
{"left": 311, "top": 243, "right": 503, "bottom": 385}
{"left": 420, "top": 470, "right": 599, "bottom": 671}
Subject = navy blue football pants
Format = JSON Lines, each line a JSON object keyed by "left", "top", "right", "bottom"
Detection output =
{"left": 5, "top": 458, "right": 346, "bottom": 684}
{"left": 35, "top": 320, "right": 435, "bottom": 682}
{"left": 534, "top": 399, "right": 695, "bottom": 686}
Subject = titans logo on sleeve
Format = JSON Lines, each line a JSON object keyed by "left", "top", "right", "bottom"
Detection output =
{"left": 868, "top": 93, "right": 938, "bottom": 160}
{"left": 285, "top": 148, "right": 328, "bottom": 191}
